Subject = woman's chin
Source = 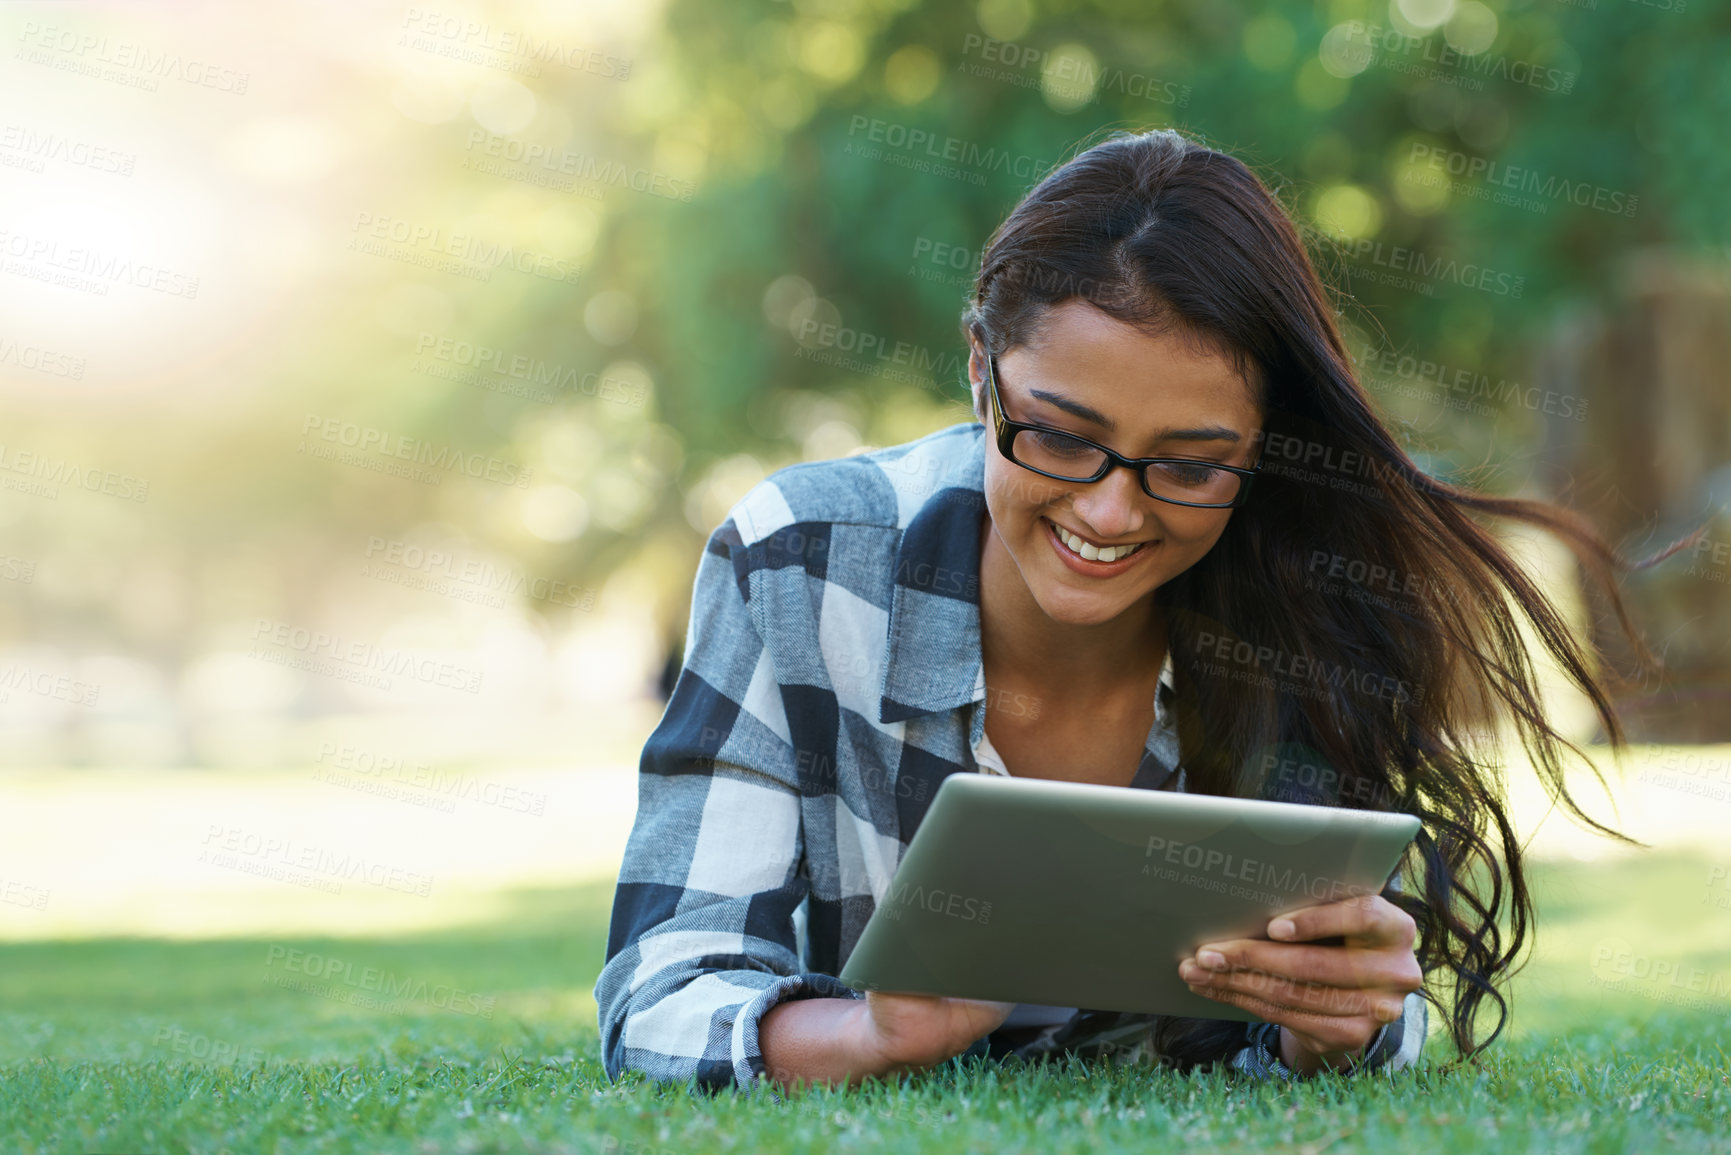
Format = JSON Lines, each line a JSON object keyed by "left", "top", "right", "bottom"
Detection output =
{"left": 1030, "top": 584, "right": 1146, "bottom": 627}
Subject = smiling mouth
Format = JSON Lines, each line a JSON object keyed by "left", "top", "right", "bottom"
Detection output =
{"left": 1043, "top": 518, "right": 1154, "bottom": 564}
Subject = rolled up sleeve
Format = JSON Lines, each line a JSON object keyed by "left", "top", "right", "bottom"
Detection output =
{"left": 1229, "top": 990, "right": 1429, "bottom": 1080}
{"left": 593, "top": 514, "right": 862, "bottom": 1095}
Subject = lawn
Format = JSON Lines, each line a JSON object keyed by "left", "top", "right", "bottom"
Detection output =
{"left": 1, "top": 853, "right": 1727, "bottom": 1154}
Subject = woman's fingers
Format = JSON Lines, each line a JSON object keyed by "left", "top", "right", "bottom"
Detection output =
{"left": 1182, "top": 937, "right": 1423, "bottom": 996}
{"left": 1183, "top": 963, "right": 1407, "bottom": 1022}
{"left": 1186, "top": 986, "right": 1388, "bottom": 1056}
{"left": 1263, "top": 893, "right": 1417, "bottom": 950}
{"left": 1173, "top": 895, "right": 1421, "bottom": 1031}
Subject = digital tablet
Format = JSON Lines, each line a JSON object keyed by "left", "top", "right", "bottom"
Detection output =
{"left": 837, "top": 772, "right": 1422, "bottom": 1021}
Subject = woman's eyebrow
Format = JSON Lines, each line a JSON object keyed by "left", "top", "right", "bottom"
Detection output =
{"left": 1030, "top": 388, "right": 1113, "bottom": 428}
{"left": 1028, "top": 388, "right": 1241, "bottom": 442}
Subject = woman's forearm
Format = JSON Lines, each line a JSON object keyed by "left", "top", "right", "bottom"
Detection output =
{"left": 759, "top": 996, "right": 902, "bottom": 1092}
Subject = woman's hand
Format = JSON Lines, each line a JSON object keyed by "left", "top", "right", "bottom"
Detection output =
{"left": 761, "top": 991, "right": 1012, "bottom": 1093}
{"left": 1175, "top": 893, "right": 1422, "bottom": 1075}
{"left": 850, "top": 990, "right": 1016, "bottom": 1073}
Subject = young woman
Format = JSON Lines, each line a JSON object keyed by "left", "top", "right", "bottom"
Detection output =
{"left": 593, "top": 127, "right": 1662, "bottom": 1094}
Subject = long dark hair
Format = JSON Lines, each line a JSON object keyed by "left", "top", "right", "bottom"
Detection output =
{"left": 960, "top": 127, "right": 1688, "bottom": 1069}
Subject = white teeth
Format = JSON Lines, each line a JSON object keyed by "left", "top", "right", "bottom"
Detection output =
{"left": 1053, "top": 522, "right": 1143, "bottom": 563}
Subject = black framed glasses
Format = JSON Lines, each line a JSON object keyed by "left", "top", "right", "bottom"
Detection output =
{"left": 984, "top": 352, "right": 1259, "bottom": 509}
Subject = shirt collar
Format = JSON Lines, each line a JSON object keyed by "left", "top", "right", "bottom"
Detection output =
{"left": 878, "top": 424, "right": 992, "bottom": 724}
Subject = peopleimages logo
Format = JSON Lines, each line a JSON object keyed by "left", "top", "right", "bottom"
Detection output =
{"left": 1337, "top": 237, "right": 1525, "bottom": 298}
{"left": 882, "top": 882, "right": 992, "bottom": 924}
{"left": 0, "top": 228, "right": 200, "bottom": 298}
{"left": 461, "top": 131, "right": 695, "bottom": 201}
{"left": 299, "top": 413, "right": 532, "bottom": 488}
{"left": 1405, "top": 143, "right": 1637, "bottom": 218}
{"left": 1351, "top": 341, "right": 1589, "bottom": 421}
{"left": 844, "top": 116, "right": 1052, "bottom": 182}
{"left": 1588, "top": 939, "right": 1731, "bottom": 1010}
{"left": 15, "top": 20, "right": 251, "bottom": 94}
{"left": 204, "top": 824, "right": 437, "bottom": 896}
{"left": 1143, "top": 835, "right": 1379, "bottom": 902}
{"left": 398, "top": 8, "right": 633, "bottom": 80}
{"left": 957, "top": 33, "right": 1191, "bottom": 108}
{"left": 263, "top": 945, "right": 495, "bottom": 1018}
{"left": 250, "top": 616, "right": 485, "bottom": 694}
{"left": 790, "top": 315, "right": 966, "bottom": 393}
{"left": 0, "top": 123, "right": 137, "bottom": 176}
{"left": 1337, "top": 22, "right": 1577, "bottom": 94}
{"left": 1193, "top": 629, "right": 1423, "bottom": 707}
{"left": 1707, "top": 864, "right": 1731, "bottom": 913}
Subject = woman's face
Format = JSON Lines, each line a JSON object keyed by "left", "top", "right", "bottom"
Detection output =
{"left": 971, "top": 299, "right": 1264, "bottom": 629}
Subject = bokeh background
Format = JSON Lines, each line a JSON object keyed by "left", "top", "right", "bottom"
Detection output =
{"left": 2, "top": 0, "right": 1728, "bottom": 1056}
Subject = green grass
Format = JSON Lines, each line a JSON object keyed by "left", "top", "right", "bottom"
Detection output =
{"left": 2, "top": 856, "right": 1728, "bottom": 1154}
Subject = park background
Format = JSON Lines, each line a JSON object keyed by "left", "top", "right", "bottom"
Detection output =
{"left": 1, "top": 0, "right": 1728, "bottom": 1151}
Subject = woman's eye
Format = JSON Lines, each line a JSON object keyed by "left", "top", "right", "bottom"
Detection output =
{"left": 1032, "top": 430, "right": 1093, "bottom": 457}
{"left": 1153, "top": 462, "right": 1224, "bottom": 487}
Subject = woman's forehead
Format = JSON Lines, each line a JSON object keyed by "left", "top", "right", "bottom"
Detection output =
{"left": 1002, "top": 336, "right": 1262, "bottom": 430}
{"left": 1009, "top": 299, "right": 1263, "bottom": 409}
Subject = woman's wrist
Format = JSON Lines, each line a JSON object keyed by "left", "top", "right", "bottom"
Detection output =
{"left": 840, "top": 998, "right": 904, "bottom": 1078}
{"left": 761, "top": 996, "right": 899, "bottom": 1091}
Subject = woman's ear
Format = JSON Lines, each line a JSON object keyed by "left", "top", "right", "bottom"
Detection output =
{"left": 967, "top": 337, "right": 987, "bottom": 424}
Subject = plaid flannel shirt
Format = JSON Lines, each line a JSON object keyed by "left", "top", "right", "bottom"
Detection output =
{"left": 594, "top": 420, "right": 1428, "bottom": 1094}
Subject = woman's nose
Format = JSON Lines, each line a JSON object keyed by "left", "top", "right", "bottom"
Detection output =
{"left": 1066, "top": 463, "right": 1151, "bottom": 540}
